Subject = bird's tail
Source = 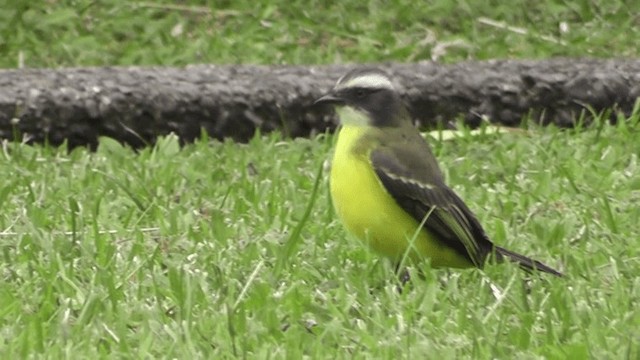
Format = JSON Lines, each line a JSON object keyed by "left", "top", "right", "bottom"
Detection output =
{"left": 494, "top": 246, "right": 563, "bottom": 277}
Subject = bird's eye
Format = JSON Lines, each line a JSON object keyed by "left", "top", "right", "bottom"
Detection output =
{"left": 355, "top": 89, "right": 366, "bottom": 98}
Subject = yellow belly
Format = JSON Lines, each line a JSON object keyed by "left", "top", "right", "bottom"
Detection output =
{"left": 330, "top": 125, "right": 472, "bottom": 268}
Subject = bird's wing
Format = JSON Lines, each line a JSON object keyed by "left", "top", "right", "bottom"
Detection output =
{"left": 370, "top": 145, "right": 492, "bottom": 266}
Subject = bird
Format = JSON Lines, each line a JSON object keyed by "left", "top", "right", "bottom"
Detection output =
{"left": 315, "top": 67, "right": 563, "bottom": 277}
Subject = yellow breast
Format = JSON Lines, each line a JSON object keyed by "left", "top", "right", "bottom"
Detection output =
{"left": 329, "top": 125, "right": 472, "bottom": 268}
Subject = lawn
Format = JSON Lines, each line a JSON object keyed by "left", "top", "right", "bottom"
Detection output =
{"left": 1, "top": 0, "right": 639, "bottom": 358}
{"left": 1, "top": 0, "right": 639, "bottom": 68}
{"left": 2, "top": 123, "right": 638, "bottom": 358}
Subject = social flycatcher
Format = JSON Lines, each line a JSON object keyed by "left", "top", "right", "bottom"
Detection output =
{"left": 316, "top": 68, "right": 562, "bottom": 276}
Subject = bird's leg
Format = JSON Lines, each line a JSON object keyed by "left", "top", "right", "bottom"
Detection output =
{"left": 394, "top": 262, "right": 412, "bottom": 293}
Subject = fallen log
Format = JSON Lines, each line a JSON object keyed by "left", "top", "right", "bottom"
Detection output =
{"left": 0, "top": 59, "right": 638, "bottom": 148}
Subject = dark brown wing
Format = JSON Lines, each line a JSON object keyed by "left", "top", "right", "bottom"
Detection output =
{"left": 370, "top": 141, "right": 493, "bottom": 267}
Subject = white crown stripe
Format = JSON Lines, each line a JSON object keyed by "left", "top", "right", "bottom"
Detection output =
{"left": 336, "top": 74, "right": 394, "bottom": 91}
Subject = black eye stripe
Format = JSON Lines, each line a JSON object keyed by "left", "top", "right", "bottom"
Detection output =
{"left": 351, "top": 87, "right": 380, "bottom": 97}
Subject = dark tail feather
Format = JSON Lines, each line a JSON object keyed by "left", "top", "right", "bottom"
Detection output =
{"left": 494, "top": 246, "right": 563, "bottom": 277}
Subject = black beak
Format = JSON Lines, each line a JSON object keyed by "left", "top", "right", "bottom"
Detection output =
{"left": 314, "top": 92, "right": 344, "bottom": 106}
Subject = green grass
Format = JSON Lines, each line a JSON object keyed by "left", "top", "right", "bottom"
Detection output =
{"left": 1, "top": 0, "right": 639, "bottom": 358}
{"left": 0, "top": 0, "right": 638, "bottom": 68}
{"left": 1, "top": 119, "right": 639, "bottom": 358}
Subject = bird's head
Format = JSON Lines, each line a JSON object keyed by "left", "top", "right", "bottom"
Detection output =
{"left": 315, "top": 68, "right": 408, "bottom": 127}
